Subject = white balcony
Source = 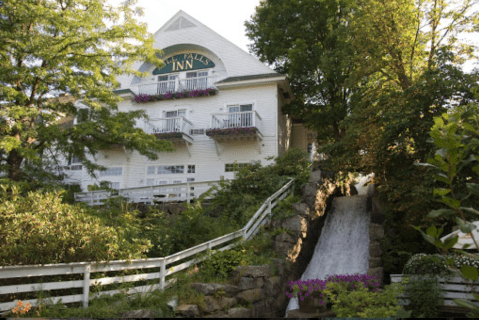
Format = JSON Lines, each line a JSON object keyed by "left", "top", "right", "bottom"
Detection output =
{"left": 210, "top": 111, "right": 262, "bottom": 133}
{"left": 207, "top": 111, "right": 263, "bottom": 154}
{"left": 136, "top": 76, "right": 216, "bottom": 95}
{"left": 141, "top": 117, "right": 193, "bottom": 144}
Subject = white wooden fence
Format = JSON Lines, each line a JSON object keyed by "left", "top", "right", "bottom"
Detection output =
{"left": 0, "top": 178, "right": 294, "bottom": 313}
{"left": 74, "top": 180, "right": 220, "bottom": 206}
{"left": 391, "top": 274, "right": 479, "bottom": 307}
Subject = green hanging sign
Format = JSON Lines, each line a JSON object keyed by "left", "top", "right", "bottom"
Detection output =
{"left": 153, "top": 53, "right": 215, "bottom": 75}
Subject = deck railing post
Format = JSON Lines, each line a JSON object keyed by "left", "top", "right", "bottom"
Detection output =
{"left": 186, "top": 182, "right": 190, "bottom": 203}
{"left": 82, "top": 264, "right": 91, "bottom": 308}
{"left": 160, "top": 258, "right": 166, "bottom": 290}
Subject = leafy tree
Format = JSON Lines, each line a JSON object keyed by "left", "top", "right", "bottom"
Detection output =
{"left": 245, "top": 0, "right": 356, "bottom": 144}
{"left": 0, "top": 0, "right": 172, "bottom": 185}
{"left": 323, "top": 0, "right": 479, "bottom": 222}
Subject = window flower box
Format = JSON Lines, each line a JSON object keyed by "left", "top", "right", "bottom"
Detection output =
{"left": 154, "top": 132, "right": 183, "bottom": 139}
{"left": 206, "top": 127, "right": 258, "bottom": 138}
{"left": 133, "top": 88, "right": 217, "bottom": 103}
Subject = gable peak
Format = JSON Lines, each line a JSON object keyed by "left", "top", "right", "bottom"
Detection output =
{"left": 164, "top": 13, "right": 197, "bottom": 32}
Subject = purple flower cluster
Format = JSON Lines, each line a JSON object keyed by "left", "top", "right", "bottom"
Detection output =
{"left": 286, "top": 274, "right": 380, "bottom": 304}
{"left": 206, "top": 127, "right": 257, "bottom": 137}
{"left": 133, "top": 94, "right": 152, "bottom": 103}
{"left": 133, "top": 88, "right": 217, "bottom": 103}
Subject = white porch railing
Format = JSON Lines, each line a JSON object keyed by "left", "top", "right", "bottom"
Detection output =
{"left": 391, "top": 274, "right": 479, "bottom": 307}
{"left": 210, "top": 111, "right": 262, "bottom": 132}
{"left": 0, "top": 178, "right": 294, "bottom": 313}
{"left": 74, "top": 180, "right": 218, "bottom": 206}
{"left": 137, "top": 76, "right": 216, "bottom": 95}
{"left": 141, "top": 117, "right": 193, "bottom": 136}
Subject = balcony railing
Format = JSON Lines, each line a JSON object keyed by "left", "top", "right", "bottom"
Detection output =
{"left": 210, "top": 111, "right": 262, "bottom": 133}
{"left": 141, "top": 117, "right": 193, "bottom": 137}
{"left": 137, "top": 76, "right": 216, "bottom": 95}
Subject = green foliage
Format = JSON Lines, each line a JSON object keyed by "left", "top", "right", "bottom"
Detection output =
{"left": 413, "top": 103, "right": 479, "bottom": 316}
{"left": 206, "top": 148, "right": 309, "bottom": 226}
{"left": 166, "top": 202, "right": 238, "bottom": 255}
{"left": 0, "top": 186, "right": 150, "bottom": 266}
{"left": 201, "top": 246, "right": 252, "bottom": 279}
{"left": 402, "top": 275, "right": 445, "bottom": 318}
{"left": 0, "top": 0, "right": 172, "bottom": 183}
{"left": 20, "top": 286, "right": 174, "bottom": 318}
{"left": 246, "top": 0, "right": 355, "bottom": 144}
{"left": 272, "top": 194, "right": 301, "bottom": 221}
{"left": 323, "top": 281, "right": 404, "bottom": 318}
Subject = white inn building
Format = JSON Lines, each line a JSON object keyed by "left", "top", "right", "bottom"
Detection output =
{"left": 66, "top": 11, "right": 315, "bottom": 191}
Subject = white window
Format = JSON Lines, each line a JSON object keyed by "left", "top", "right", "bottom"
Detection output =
{"left": 111, "top": 182, "right": 120, "bottom": 189}
{"left": 185, "top": 71, "right": 208, "bottom": 90}
{"left": 67, "top": 156, "right": 83, "bottom": 171}
{"left": 187, "top": 165, "right": 195, "bottom": 173}
{"left": 158, "top": 165, "right": 184, "bottom": 174}
{"left": 227, "top": 104, "right": 254, "bottom": 127}
{"left": 165, "top": 110, "right": 186, "bottom": 118}
{"left": 225, "top": 163, "right": 248, "bottom": 172}
{"left": 190, "top": 129, "right": 205, "bottom": 135}
{"left": 100, "top": 167, "right": 123, "bottom": 176}
{"left": 158, "top": 74, "right": 178, "bottom": 94}
{"left": 147, "top": 166, "right": 156, "bottom": 175}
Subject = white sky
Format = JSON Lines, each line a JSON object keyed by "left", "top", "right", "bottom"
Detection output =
{"left": 108, "top": 0, "right": 261, "bottom": 54}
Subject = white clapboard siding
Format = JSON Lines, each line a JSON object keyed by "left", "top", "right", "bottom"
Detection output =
{"left": 0, "top": 178, "right": 294, "bottom": 313}
{"left": 391, "top": 274, "right": 479, "bottom": 307}
{"left": 70, "top": 84, "right": 281, "bottom": 191}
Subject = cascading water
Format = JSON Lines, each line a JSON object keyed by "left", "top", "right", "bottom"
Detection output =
{"left": 285, "top": 192, "right": 371, "bottom": 313}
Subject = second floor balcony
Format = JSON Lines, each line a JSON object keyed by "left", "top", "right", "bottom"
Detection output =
{"left": 141, "top": 117, "right": 193, "bottom": 144}
{"left": 206, "top": 111, "right": 263, "bottom": 141}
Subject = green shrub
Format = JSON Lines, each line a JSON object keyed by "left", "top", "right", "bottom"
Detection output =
{"left": 200, "top": 246, "right": 252, "bottom": 279}
{"left": 402, "top": 274, "right": 445, "bottom": 318}
{"left": 206, "top": 149, "right": 310, "bottom": 226}
{"left": 323, "top": 281, "right": 404, "bottom": 318}
{"left": 0, "top": 186, "right": 150, "bottom": 266}
{"left": 166, "top": 202, "right": 239, "bottom": 254}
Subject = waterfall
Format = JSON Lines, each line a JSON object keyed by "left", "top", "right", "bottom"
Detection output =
{"left": 286, "top": 195, "right": 370, "bottom": 313}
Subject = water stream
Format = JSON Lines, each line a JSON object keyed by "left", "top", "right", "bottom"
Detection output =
{"left": 285, "top": 190, "right": 371, "bottom": 313}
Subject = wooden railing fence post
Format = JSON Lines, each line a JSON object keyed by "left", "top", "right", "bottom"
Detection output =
{"left": 160, "top": 258, "right": 166, "bottom": 290}
{"left": 82, "top": 264, "right": 91, "bottom": 308}
{"left": 267, "top": 198, "right": 272, "bottom": 217}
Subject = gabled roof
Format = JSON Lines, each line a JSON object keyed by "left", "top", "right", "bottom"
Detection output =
{"left": 118, "top": 10, "right": 281, "bottom": 90}
{"left": 153, "top": 11, "right": 276, "bottom": 77}
{"left": 215, "top": 73, "right": 286, "bottom": 84}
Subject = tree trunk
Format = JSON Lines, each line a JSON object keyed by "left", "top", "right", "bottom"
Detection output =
{"left": 7, "top": 150, "right": 24, "bottom": 181}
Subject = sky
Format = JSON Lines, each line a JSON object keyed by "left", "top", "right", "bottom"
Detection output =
{"left": 108, "top": 0, "right": 262, "bottom": 54}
